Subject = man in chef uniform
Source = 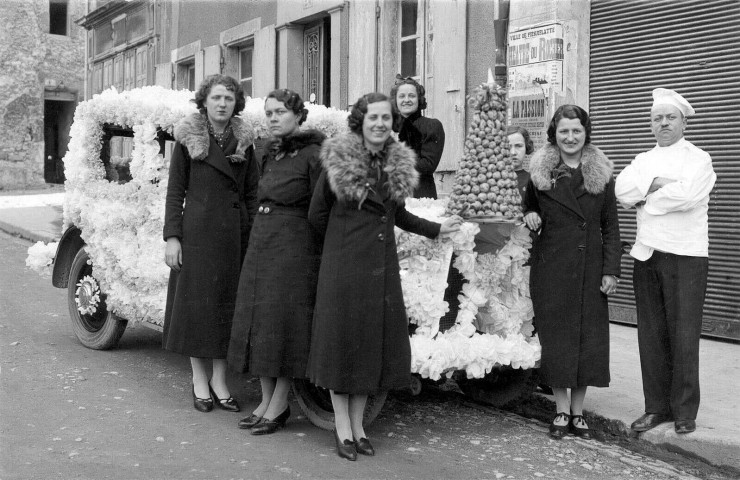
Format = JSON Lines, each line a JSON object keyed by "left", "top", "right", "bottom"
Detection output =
{"left": 615, "top": 88, "right": 716, "bottom": 435}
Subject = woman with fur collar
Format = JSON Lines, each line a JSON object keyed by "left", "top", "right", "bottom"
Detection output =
{"left": 228, "top": 89, "right": 326, "bottom": 436}
{"left": 163, "top": 75, "right": 259, "bottom": 413}
{"left": 306, "top": 93, "right": 461, "bottom": 461}
{"left": 522, "top": 105, "right": 621, "bottom": 440}
{"left": 391, "top": 75, "right": 445, "bottom": 199}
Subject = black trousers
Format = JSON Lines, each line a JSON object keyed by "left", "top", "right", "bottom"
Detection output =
{"left": 633, "top": 252, "right": 708, "bottom": 421}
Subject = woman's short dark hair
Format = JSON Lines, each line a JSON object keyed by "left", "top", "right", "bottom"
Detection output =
{"left": 389, "top": 75, "right": 428, "bottom": 112}
{"left": 347, "top": 93, "right": 399, "bottom": 134}
{"left": 506, "top": 125, "right": 535, "bottom": 155}
{"left": 546, "top": 104, "right": 591, "bottom": 145}
{"left": 192, "top": 74, "right": 245, "bottom": 117}
{"left": 266, "top": 88, "right": 309, "bottom": 125}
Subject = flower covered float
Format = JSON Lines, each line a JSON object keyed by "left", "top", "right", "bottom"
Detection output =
{"left": 27, "top": 85, "right": 539, "bottom": 381}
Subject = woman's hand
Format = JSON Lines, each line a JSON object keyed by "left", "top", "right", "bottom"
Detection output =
{"left": 165, "top": 237, "right": 182, "bottom": 271}
{"left": 524, "top": 212, "right": 542, "bottom": 231}
{"left": 439, "top": 215, "right": 463, "bottom": 234}
{"left": 600, "top": 274, "right": 619, "bottom": 295}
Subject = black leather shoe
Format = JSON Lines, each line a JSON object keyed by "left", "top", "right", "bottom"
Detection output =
{"left": 251, "top": 407, "right": 290, "bottom": 435}
{"left": 570, "top": 414, "right": 592, "bottom": 440}
{"left": 335, "top": 431, "right": 357, "bottom": 461}
{"left": 209, "top": 382, "right": 240, "bottom": 412}
{"left": 238, "top": 414, "right": 263, "bottom": 429}
{"left": 674, "top": 419, "right": 696, "bottom": 434}
{"left": 549, "top": 412, "right": 570, "bottom": 440}
{"left": 631, "top": 413, "right": 671, "bottom": 432}
{"left": 354, "top": 437, "right": 375, "bottom": 456}
{"left": 192, "top": 386, "right": 213, "bottom": 413}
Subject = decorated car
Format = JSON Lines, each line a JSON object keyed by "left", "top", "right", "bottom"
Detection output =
{"left": 27, "top": 85, "right": 540, "bottom": 429}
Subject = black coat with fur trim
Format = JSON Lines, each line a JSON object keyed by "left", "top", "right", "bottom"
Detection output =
{"left": 163, "top": 113, "right": 259, "bottom": 359}
{"left": 228, "top": 129, "right": 325, "bottom": 377}
{"left": 523, "top": 143, "right": 621, "bottom": 388}
{"left": 307, "top": 133, "right": 441, "bottom": 394}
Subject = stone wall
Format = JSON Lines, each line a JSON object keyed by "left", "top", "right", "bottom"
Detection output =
{"left": 0, "top": 0, "right": 86, "bottom": 190}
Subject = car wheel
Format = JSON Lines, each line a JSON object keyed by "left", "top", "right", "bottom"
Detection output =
{"left": 292, "top": 379, "right": 388, "bottom": 431}
{"left": 458, "top": 367, "right": 537, "bottom": 408}
{"left": 67, "top": 248, "right": 127, "bottom": 350}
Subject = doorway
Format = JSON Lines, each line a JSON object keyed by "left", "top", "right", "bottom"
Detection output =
{"left": 44, "top": 99, "right": 76, "bottom": 184}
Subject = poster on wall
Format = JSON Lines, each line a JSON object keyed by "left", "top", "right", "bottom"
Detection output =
{"left": 507, "top": 23, "right": 564, "bottom": 154}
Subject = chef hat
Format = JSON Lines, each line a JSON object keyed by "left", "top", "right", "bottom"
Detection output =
{"left": 652, "top": 88, "right": 695, "bottom": 117}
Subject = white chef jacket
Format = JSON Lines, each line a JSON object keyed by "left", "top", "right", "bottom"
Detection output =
{"left": 615, "top": 137, "right": 716, "bottom": 261}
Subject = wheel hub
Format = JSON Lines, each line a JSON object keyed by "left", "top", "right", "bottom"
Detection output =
{"left": 75, "top": 275, "right": 101, "bottom": 315}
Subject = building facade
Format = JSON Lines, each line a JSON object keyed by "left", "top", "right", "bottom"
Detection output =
{"left": 72, "top": 0, "right": 740, "bottom": 339}
{"left": 0, "top": 0, "right": 86, "bottom": 189}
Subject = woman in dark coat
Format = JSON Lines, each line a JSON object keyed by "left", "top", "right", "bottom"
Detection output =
{"left": 163, "top": 74, "right": 258, "bottom": 413}
{"left": 307, "top": 93, "right": 461, "bottom": 461}
{"left": 522, "top": 105, "right": 621, "bottom": 439}
{"left": 391, "top": 76, "right": 445, "bottom": 199}
{"left": 228, "top": 89, "right": 325, "bottom": 435}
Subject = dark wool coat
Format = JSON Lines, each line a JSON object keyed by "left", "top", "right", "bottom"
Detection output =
{"left": 307, "top": 133, "right": 441, "bottom": 394}
{"left": 398, "top": 111, "right": 445, "bottom": 199}
{"left": 523, "top": 144, "right": 621, "bottom": 388}
{"left": 228, "top": 130, "right": 325, "bottom": 377}
{"left": 162, "top": 113, "right": 259, "bottom": 359}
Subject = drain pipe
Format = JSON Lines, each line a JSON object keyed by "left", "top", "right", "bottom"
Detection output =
{"left": 374, "top": 0, "right": 380, "bottom": 92}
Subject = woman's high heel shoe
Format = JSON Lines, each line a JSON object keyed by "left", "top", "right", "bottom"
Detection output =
{"left": 208, "top": 382, "right": 240, "bottom": 412}
{"left": 549, "top": 412, "right": 570, "bottom": 439}
{"left": 251, "top": 407, "right": 290, "bottom": 435}
{"left": 335, "top": 431, "right": 357, "bottom": 461}
{"left": 238, "top": 414, "right": 263, "bottom": 429}
{"left": 192, "top": 386, "right": 214, "bottom": 413}
{"left": 570, "top": 414, "right": 593, "bottom": 440}
{"left": 354, "top": 437, "right": 375, "bottom": 456}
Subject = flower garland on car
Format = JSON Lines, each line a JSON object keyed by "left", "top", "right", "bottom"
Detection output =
{"left": 27, "top": 86, "right": 539, "bottom": 378}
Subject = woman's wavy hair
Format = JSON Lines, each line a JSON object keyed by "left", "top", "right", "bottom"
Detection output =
{"left": 192, "top": 74, "right": 245, "bottom": 117}
{"left": 347, "top": 93, "right": 400, "bottom": 134}
{"left": 266, "top": 88, "right": 309, "bottom": 125}
{"left": 546, "top": 104, "right": 591, "bottom": 145}
{"left": 506, "top": 125, "right": 535, "bottom": 155}
{"left": 389, "top": 74, "right": 428, "bottom": 113}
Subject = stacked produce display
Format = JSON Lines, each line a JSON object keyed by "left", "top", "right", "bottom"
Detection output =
{"left": 446, "top": 82, "right": 523, "bottom": 221}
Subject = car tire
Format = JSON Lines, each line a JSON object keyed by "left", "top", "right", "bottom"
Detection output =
{"left": 67, "top": 248, "right": 127, "bottom": 350}
{"left": 458, "top": 367, "right": 537, "bottom": 408}
{"left": 292, "top": 379, "right": 388, "bottom": 431}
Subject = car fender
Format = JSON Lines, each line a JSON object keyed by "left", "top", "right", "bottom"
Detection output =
{"left": 52, "top": 226, "right": 84, "bottom": 288}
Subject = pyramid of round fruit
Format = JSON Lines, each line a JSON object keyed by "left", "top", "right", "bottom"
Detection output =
{"left": 446, "top": 83, "right": 523, "bottom": 221}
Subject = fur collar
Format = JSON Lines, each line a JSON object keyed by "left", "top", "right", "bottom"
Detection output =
{"left": 174, "top": 113, "right": 255, "bottom": 161}
{"left": 529, "top": 144, "right": 613, "bottom": 194}
{"left": 264, "top": 129, "right": 326, "bottom": 154}
{"left": 320, "top": 133, "right": 419, "bottom": 205}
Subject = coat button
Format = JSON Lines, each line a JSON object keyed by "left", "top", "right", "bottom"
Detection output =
{"left": 377, "top": 233, "right": 385, "bottom": 241}
{"left": 258, "top": 206, "right": 264, "bottom": 213}
{"left": 577, "top": 244, "right": 586, "bottom": 251}
{"left": 380, "top": 216, "right": 388, "bottom": 223}
{"left": 264, "top": 206, "right": 271, "bottom": 214}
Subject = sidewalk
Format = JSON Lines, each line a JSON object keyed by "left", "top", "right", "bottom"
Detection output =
{"left": 1, "top": 190, "right": 738, "bottom": 471}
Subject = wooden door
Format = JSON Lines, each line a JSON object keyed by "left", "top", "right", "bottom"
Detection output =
{"left": 427, "top": 0, "right": 466, "bottom": 172}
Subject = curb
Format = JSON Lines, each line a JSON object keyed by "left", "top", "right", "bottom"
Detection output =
{"left": 0, "top": 219, "right": 57, "bottom": 244}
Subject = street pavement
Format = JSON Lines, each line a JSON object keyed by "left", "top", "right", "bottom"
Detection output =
{"left": 1, "top": 188, "right": 738, "bottom": 473}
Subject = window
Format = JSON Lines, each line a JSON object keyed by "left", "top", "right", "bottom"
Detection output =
{"left": 187, "top": 64, "right": 196, "bottom": 91}
{"left": 239, "top": 46, "right": 253, "bottom": 97}
{"left": 400, "top": 0, "right": 423, "bottom": 79}
{"left": 49, "top": 0, "right": 68, "bottom": 35}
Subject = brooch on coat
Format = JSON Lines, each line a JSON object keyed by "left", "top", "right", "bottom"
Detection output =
{"left": 550, "top": 163, "right": 572, "bottom": 186}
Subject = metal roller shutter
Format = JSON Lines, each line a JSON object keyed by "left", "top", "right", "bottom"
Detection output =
{"left": 589, "top": 0, "right": 740, "bottom": 340}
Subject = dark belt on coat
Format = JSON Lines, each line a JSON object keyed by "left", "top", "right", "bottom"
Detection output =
{"left": 257, "top": 204, "right": 308, "bottom": 218}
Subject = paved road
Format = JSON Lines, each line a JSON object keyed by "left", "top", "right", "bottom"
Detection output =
{"left": 0, "top": 231, "right": 729, "bottom": 480}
